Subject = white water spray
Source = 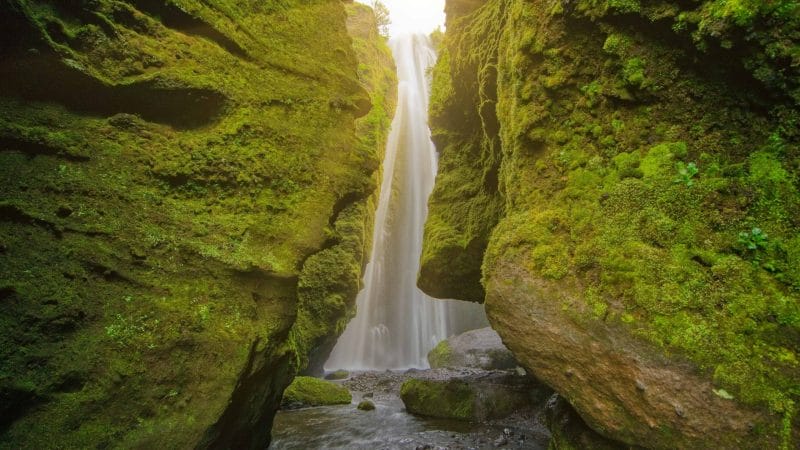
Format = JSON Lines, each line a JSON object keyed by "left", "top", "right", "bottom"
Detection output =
{"left": 325, "top": 34, "right": 486, "bottom": 371}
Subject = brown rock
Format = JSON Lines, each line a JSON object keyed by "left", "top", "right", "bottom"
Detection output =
{"left": 484, "top": 257, "right": 778, "bottom": 449}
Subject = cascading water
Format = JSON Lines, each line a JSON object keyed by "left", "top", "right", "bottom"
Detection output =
{"left": 325, "top": 34, "right": 487, "bottom": 371}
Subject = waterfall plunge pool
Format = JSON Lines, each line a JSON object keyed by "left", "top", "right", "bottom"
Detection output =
{"left": 270, "top": 371, "right": 551, "bottom": 450}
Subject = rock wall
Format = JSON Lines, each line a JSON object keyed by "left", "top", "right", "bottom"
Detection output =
{"left": 0, "top": 0, "right": 394, "bottom": 448}
{"left": 422, "top": 0, "right": 799, "bottom": 448}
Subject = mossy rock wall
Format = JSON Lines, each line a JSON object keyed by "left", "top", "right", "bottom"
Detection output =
{"left": 424, "top": 0, "right": 799, "bottom": 448}
{"left": 0, "top": 0, "right": 394, "bottom": 448}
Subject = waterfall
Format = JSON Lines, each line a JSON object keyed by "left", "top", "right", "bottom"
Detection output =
{"left": 325, "top": 34, "right": 487, "bottom": 371}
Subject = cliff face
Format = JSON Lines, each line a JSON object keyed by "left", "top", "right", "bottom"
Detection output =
{"left": 298, "top": 0, "right": 397, "bottom": 376}
{"left": 0, "top": 0, "right": 393, "bottom": 448}
{"left": 423, "top": 0, "right": 799, "bottom": 448}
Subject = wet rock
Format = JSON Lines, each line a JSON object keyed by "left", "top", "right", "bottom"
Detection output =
{"left": 280, "top": 377, "right": 351, "bottom": 409}
{"left": 485, "top": 260, "right": 771, "bottom": 448}
{"left": 357, "top": 399, "right": 376, "bottom": 411}
{"left": 428, "top": 327, "right": 518, "bottom": 370}
{"left": 324, "top": 369, "right": 350, "bottom": 381}
{"left": 399, "top": 368, "right": 548, "bottom": 421}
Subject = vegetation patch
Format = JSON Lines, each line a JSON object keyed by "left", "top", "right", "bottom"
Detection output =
{"left": 400, "top": 378, "right": 475, "bottom": 420}
{"left": 281, "top": 376, "right": 352, "bottom": 409}
{"left": 426, "top": 0, "right": 799, "bottom": 446}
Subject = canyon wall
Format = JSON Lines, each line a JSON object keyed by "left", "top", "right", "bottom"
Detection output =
{"left": 422, "top": 0, "right": 799, "bottom": 448}
{"left": 0, "top": 0, "right": 394, "bottom": 448}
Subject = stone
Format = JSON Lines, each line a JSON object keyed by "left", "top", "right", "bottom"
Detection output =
{"left": 324, "top": 370, "right": 350, "bottom": 381}
{"left": 357, "top": 400, "right": 376, "bottom": 411}
{"left": 427, "top": 327, "right": 517, "bottom": 370}
{"left": 281, "top": 377, "right": 352, "bottom": 409}
{"left": 399, "top": 368, "right": 549, "bottom": 421}
{"left": 485, "top": 260, "right": 772, "bottom": 449}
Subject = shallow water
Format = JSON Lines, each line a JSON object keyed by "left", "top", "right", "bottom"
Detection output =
{"left": 270, "top": 372, "right": 550, "bottom": 450}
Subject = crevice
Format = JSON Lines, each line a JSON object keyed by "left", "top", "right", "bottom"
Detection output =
{"left": 0, "top": 384, "right": 44, "bottom": 432}
{"left": 197, "top": 341, "right": 292, "bottom": 450}
{"left": 0, "top": 203, "right": 62, "bottom": 238}
{"left": 0, "top": 51, "right": 227, "bottom": 129}
{"left": 0, "top": 5, "right": 228, "bottom": 130}
{"left": 328, "top": 191, "right": 367, "bottom": 227}
{"left": 0, "top": 286, "right": 15, "bottom": 301}
{"left": 593, "top": 14, "right": 781, "bottom": 111}
{"left": 125, "top": 0, "right": 251, "bottom": 61}
{"left": 0, "top": 136, "right": 90, "bottom": 161}
{"left": 83, "top": 261, "right": 136, "bottom": 284}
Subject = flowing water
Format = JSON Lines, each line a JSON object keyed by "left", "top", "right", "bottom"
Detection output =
{"left": 270, "top": 371, "right": 550, "bottom": 449}
{"left": 325, "top": 34, "right": 486, "bottom": 371}
{"left": 270, "top": 34, "right": 545, "bottom": 450}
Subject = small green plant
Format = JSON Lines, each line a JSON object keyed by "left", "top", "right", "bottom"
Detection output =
{"left": 673, "top": 161, "right": 698, "bottom": 186}
{"left": 738, "top": 227, "right": 768, "bottom": 250}
{"left": 198, "top": 304, "right": 211, "bottom": 322}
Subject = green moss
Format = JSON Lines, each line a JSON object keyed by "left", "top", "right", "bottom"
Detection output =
{"left": 0, "top": 0, "right": 395, "bottom": 448}
{"left": 357, "top": 399, "right": 376, "bottom": 411}
{"left": 281, "top": 376, "right": 351, "bottom": 407}
{"left": 427, "top": 339, "right": 454, "bottom": 368}
{"left": 426, "top": 0, "right": 799, "bottom": 446}
{"left": 399, "top": 378, "right": 475, "bottom": 420}
{"left": 286, "top": 2, "right": 396, "bottom": 372}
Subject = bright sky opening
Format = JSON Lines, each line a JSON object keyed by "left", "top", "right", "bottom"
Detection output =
{"left": 356, "top": 0, "right": 445, "bottom": 37}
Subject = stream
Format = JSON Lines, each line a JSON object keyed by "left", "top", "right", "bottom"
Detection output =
{"left": 271, "top": 31, "right": 529, "bottom": 450}
{"left": 270, "top": 371, "right": 551, "bottom": 450}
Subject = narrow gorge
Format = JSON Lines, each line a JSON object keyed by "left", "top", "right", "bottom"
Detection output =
{"left": 0, "top": 0, "right": 798, "bottom": 449}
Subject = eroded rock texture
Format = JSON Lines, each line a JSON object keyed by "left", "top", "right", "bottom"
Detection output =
{"left": 0, "top": 0, "right": 394, "bottom": 448}
{"left": 422, "top": 0, "right": 799, "bottom": 448}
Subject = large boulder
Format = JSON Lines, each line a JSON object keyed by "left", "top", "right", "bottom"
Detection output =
{"left": 399, "top": 369, "right": 549, "bottom": 421}
{"left": 427, "top": 327, "right": 517, "bottom": 370}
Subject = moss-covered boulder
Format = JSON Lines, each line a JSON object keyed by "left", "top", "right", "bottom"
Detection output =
{"left": 280, "top": 376, "right": 352, "bottom": 409}
{"left": 357, "top": 399, "right": 376, "bottom": 411}
{"left": 401, "top": 378, "right": 476, "bottom": 420}
{"left": 0, "top": 0, "right": 394, "bottom": 448}
{"left": 400, "top": 369, "right": 547, "bottom": 421}
{"left": 423, "top": 0, "right": 799, "bottom": 448}
{"left": 427, "top": 327, "right": 517, "bottom": 370}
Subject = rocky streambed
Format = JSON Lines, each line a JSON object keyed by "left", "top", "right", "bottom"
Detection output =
{"left": 270, "top": 328, "right": 621, "bottom": 449}
{"left": 270, "top": 369, "right": 552, "bottom": 450}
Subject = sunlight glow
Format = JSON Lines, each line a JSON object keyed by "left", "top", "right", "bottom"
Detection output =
{"left": 356, "top": 0, "right": 445, "bottom": 37}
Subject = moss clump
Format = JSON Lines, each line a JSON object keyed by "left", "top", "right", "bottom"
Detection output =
{"left": 426, "top": 0, "right": 799, "bottom": 447}
{"left": 400, "top": 378, "right": 475, "bottom": 420}
{"left": 427, "top": 339, "right": 454, "bottom": 368}
{"left": 280, "top": 376, "right": 351, "bottom": 408}
{"left": 357, "top": 399, "right": 376, "bottom": 411}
